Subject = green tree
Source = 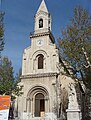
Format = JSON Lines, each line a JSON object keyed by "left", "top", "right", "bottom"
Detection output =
{"left": 13, "top": 68, "right": 23, "bottom": 99}
{"left": 58, "top": 6, "right": 91, "bottom": 120}
{"left": 0, "top": 57, "right": 23, "bottom": 99}
{"left": 58, "top": 6, "right": 91, "bottom": 90}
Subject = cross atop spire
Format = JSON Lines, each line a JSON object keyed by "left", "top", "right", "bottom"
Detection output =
{"left": 37, "top": 0, "right": 48, "bottom": 13}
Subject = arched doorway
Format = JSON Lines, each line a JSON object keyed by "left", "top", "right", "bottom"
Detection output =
{"left": 27, "top": 86, "right": 49, "bottom": 117}
{"left": 35, "top": 93, "right": 45, "bottom": 117}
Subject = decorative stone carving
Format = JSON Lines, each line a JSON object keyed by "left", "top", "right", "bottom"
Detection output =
{"left": 68, "top": 83, "right": 79, "bottom": 109}
{"left": 27, "top": 97, "right": 32, "bottom": 101}
{"left": 66, "top": 83, "right": 80, "bottom": 120}
{"left": 21, "top": 72, "right": 57, "bottom": 79}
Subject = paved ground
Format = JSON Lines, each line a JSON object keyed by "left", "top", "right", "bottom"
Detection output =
{"left": 9, "top": 117, "right": 19, "bottom": 120}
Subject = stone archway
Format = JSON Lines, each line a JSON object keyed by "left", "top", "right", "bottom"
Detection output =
{"left": 27, "top": 86, "right": 49, "bottom": 117}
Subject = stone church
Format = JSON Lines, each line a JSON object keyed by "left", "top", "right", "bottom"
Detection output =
{"left": 17, "top": 0, "right": 80, "bottom": 120}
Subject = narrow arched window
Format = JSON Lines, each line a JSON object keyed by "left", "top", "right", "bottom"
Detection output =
{"left": 39, "top": 19, "right": 43, "bottom": 28}
{"left": 37, "top": 54, "right": 44, "bottom": 69}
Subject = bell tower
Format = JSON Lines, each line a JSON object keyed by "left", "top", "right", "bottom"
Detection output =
{"left": 18, "top": 1, "right": 61, "bottom": 120}
{"left": 27, "top": 0, "right": 57, "bottom": 75}
{"left": 34, "top": 0, "right": 51, "bottom": 34}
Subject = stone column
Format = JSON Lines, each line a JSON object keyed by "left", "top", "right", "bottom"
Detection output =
{"left": 23, "top": 97, "right": 27, "bottom": 112}
{"left": 26, "top": 97, "right": 30, "bottom": 112}
{"left": 45, "top": 96, "right": 49, "bottom": 112}
{"left": 32, "top": 97, "right": 34, "bottom": 117}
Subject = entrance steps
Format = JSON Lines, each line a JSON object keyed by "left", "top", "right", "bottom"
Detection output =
{"left": 30, "top": 117, "right": 45, "bottom": 120}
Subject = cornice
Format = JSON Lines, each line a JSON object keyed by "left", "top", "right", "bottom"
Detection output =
{"left": 30, "top": 31, "right": 55, "bottom": 43}
{"left": 21, "top": 72, "right": 58, "bottom": 79}
{"left": 30, "top": 31, "right": 50, "bottom": 38}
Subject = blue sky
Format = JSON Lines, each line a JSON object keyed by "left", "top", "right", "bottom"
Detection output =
{"left": 1, "top": 0, "right": 91, "bottom": 75}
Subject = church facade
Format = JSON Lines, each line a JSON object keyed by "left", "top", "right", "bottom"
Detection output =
{"left": 17, "top": 0, "right": 76, "bottom": 120}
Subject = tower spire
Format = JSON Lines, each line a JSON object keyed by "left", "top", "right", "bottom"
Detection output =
{"left": 37, "top": 0, "right": 48, "bottom": 13}
{"left": 34, "top": 0, "right": 52, "bottom": 34}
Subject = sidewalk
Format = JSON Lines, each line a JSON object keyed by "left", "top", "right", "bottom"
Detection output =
{"left": 9, "top": 117, "right": 19, "bottom": 120}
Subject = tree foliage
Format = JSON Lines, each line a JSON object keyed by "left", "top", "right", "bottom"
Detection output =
{"left": 58, "top": 6, "right": 91, "bottom": 90}
{"left": 0, "top": 57, "right": 23, "bottom": 99}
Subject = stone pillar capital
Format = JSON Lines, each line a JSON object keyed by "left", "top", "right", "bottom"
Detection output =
{"left": 27, "top": 97, "right": 33, "bottom": 101}
{"left": 45, "top": 96, "right": 49, "bottom": 100}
